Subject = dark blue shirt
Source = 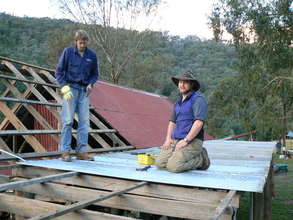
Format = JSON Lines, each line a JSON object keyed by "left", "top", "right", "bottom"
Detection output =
{"left": 171, "top": 91, "right": 208, "bottom": 141}
{"left": 55, "top": 45, "right": 99, "bottom": 90}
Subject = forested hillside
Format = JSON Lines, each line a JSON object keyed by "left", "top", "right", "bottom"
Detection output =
{"left": 0, "top": 13, "right": 243, "bottom": 138}
{"left": 0, "top": 13, "right": 238, "bottom": 94}
{"left": 0, "top": 13, "right": 237, "bottom": 95}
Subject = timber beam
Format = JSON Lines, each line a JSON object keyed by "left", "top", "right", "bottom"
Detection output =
{"left": 0, "top": 146, "right": 135, "bottom": 162}
{"left": 0, "top": 171, "right": 78, "bottom": 192}
{"left": 0, "top": 193, "right": 137, "bottom": 220}
{"left": 0, "top": 129, "right": 117, "bottom": 136}
{"left": 29, "top": 182, "right": 148, "bottom": 220}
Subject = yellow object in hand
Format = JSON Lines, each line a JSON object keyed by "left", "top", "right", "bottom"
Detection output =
{"left": 61, "top": 85, "right": 73, "bottom": 100}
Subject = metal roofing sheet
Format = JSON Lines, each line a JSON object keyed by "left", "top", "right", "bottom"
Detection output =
{"left": 18, "top": 140, "right": 274, "bottom": 193}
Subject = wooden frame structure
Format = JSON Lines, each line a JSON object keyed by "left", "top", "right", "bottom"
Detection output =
{"left": 0, "top": 55, "right": 129, "bottom": 156}
{"left": 0, "top": 163, "right": 240, "bottom": 220}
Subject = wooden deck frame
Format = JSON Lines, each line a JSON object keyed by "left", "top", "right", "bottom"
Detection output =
{"left": 3, "top": 165, "right": 239, "bottom": 220}
{"left": 29, "top": 181, "right": 148, "bottom": 220}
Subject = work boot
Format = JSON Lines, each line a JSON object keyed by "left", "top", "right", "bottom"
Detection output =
{"left": 198, "top": 148, "right": 210, "bottom": 170}
{"left": 76, "top": 152, "right": 94, "bottom": 161}
{"left": 62, "top": 152, "right": 71, "bottom": 162}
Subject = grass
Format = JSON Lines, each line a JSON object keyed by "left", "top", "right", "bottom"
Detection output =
{"left": 237, "top": 154, "right": 293, "bottom": 220}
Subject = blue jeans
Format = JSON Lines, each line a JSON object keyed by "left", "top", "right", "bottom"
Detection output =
{"left": 60, "top": 87, "right": 89, "bottom": 153}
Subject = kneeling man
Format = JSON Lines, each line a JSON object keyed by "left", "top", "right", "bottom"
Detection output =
{"left": 156, "top": 71, "right": 210, "bottom": 173}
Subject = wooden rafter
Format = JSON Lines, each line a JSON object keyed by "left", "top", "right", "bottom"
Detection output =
{"left": 29, "top": 182, "right": 147, "bottom": 220}
{"left": 0, "top": 194, "right": 136, "bottom": 220}
{"left": 0, "top": 129, "right": 116, "bottom": 136}
{"left": 0, "top": 101, "right": 46, "bottom": 152}
{"left": 0, "top": 171, "right": 78, "bottom": 192}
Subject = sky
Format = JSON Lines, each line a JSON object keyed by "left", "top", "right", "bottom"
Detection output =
{"left": 0, "top": 0, "right": 217, "bottom": 39}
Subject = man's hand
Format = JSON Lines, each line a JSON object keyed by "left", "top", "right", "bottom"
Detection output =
{"left": 86, "top": 84, "right": 93, "bottom": 96}
{"left": 162, "top": 138, "right": 173, "bottom": 150}
{"left": 61, "top": 85, "right": 73, "bottom": 100}
{"left": 175, "top": 140, "right": 188, "bottom": 151}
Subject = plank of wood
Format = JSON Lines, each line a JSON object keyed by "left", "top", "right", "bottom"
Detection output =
{"left": 22, "top": 66, "right": 61, "bottom": 102}
{"left": 0, "top": 129, "right": 116, "bottom": 136}
{"left": 253, "top": 192, "right": 264, "bottom": 220}
{"left": 0, "top": 136, "right": 13, "bottom": 152}
{"left": 16, "top": 167, "right": 239, "bottom": 207}
{"left": 29, "top": 182, "right": 148, "bottom": 220}
{"left": 39, "top": 70, "right": 57, "bottom": 83}
{"left": 0, "top": 164, "right": 20, "bottom": 170}
{"left": 0, "top": 175, "right": 10, "bottom": 184}
{"left": 89, "top": 113, "right": 126, "bottom": 146}
{"left": 0, "top": 171, "right": 78, "bottom": 191}
{"left": 0, "top": 102, "right": 46, "bottom": 152}
{"left": 211, "top": 190, "right": 237, "bottom": 220}
{"left": 90, "top": 133, "right": 112, "bottom": 148}
{"left": 0, "top": 193, "right": 137, "bottom": 220}
{"left": 263, "top": 163, "right": 273, "bottom": 220}
{"left": 0, "top": 146, "right": 134, "bottom": 161}
{"left": 0, "top": 74, "right": 58, "bottom": 88}
{"left": 0, "top": 56, "right": 54, "bottom": 73}
{"left": 0, "top": 97, "right": 61, "bottom": 107}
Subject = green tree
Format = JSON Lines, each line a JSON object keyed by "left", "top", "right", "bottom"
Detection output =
{"left": 209, "top": 0, "right": 293, "bottom": 140}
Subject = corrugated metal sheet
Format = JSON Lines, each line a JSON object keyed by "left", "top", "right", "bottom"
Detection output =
{"left": 90, "top": 81, "right": 213, "bottom": 148}
{"left": 19, "top": 140, "right": 274, "bottom": 192}
{"left": 33, "top": 101, "right": 58, "bottom": 152}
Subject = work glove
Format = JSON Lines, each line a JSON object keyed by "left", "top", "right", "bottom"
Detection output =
{"left": 61, "top": 85, "right": 73, "bottom": 100}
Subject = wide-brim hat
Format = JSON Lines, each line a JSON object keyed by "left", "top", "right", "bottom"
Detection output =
{"left": 171, "top": 71, "right": 200, "bottom": 91}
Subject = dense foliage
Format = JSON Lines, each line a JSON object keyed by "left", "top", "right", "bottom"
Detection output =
{"left": 209, "top": 0, "right": 293, "bottom": 140}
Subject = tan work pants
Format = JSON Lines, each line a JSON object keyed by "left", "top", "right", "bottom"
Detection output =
{"left": 155, "top": 138, "right": 210, "bottom": 173}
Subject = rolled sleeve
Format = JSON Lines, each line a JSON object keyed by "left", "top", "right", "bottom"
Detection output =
{"left": 192, "top": 96, "right": 208, "bottom": 121}
{"left": 170, "top": 108, "right": 176, "bottom": 122}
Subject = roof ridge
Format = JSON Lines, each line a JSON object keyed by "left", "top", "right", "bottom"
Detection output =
{"left": 98, "top": 81, "right": 169, "bottom": 99}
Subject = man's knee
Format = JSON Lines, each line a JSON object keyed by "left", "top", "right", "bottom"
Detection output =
{"left": 155, "top": 149, "right": 173, "bottom": 169}
{"left": 155, "top": 159, "right": 166, "bottom": 169}
{"left": 166, "top": 153, "right": 185, "bottom": 173}
{"left": 166, "top": 162, "right": 185, "bottom": 173}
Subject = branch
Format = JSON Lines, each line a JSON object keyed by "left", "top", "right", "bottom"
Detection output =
{"left": 263, "top": 76, "right": 293, "bottom": 89}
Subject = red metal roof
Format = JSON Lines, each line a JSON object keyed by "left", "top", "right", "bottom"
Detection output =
{"left": 90, "top": 81, "right": 213, "bottom": 148}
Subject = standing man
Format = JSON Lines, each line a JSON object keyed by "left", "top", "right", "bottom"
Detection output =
{"left": 155, "top": 71, "right": 210, "bottom": 173}
{"left": 55, "top": 30, "right": 99, "bottom": 162}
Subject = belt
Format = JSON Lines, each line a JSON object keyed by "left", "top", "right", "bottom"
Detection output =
{"left": 67, "top": 80, "right": 88, "bottom": 86}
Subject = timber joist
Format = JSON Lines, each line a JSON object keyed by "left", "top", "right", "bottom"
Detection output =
{"left": 0, "top": 56, "right": 128, "bottom": 154}
{"left": 0, "top": 165, "right": 239, "bottom": 220}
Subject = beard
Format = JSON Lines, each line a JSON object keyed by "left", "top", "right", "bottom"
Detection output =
{"left": 180, "top": 88, "right": 193, "bottom": 95}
